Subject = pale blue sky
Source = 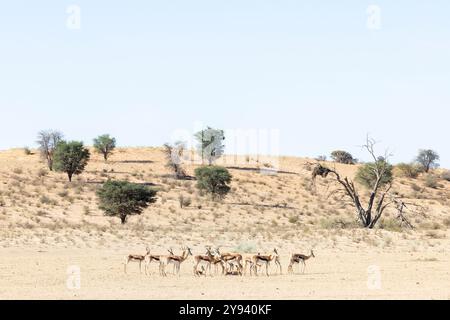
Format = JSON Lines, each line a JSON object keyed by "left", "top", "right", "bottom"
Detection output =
{"left": 1, "top": 1, "right": 449, "bottom": 166}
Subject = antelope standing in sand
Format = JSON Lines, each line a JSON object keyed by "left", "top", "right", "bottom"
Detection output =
{"left": 124, "top": 246, "right": 150, "bottom": 274}
{"left": 193, "top": 247, "right": 216, "bottom": 276}
{"left": 144, "top": 249, "right": 172, "bottom": 275}
{"left": 215, "top": 248, "right": 243, "bottom": 275}
{"left": 250, "top": 249, "right": 282, "bottom": 277}
{"left": 287, "top": 250, "right": 315, "bottom": 274}
{"left": 160, "top": 247, "right": 192, "bottom": 277}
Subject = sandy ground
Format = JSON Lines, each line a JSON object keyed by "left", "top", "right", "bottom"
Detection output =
{"left": 0, "top": 247, "right": 449, "bottom": 300}
{"left": 1, "top": 148, "right": 450, "bottom": 299}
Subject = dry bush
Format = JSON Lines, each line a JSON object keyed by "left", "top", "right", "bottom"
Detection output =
{"left": 378, "top": 218, "right": 402, "bottom": 232}
{"left": 424, "top": 174, "right": 439, "bottom": 189}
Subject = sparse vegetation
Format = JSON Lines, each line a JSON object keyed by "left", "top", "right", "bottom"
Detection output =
{"left": 424, "top": 174, "right": 439, "bottom": 189}
{"left": 395, "top": 163, "right": 421, "bottom": 179}
{"left": 314, "top": 137, "right": 402, "bottom": 229}
{"left": 441, "top": 170, "right": 450, "bottom": 182}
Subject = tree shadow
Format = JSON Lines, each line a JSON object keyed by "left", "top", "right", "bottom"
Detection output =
{"left": 227, "top": 202, "right": 296, "bottom": 210}
{"left": 226, "top": 166, "right": 297, "bottom": 175}
{"left": 158, "top": 174, "right": 196, "bottom": 181}
{"left": 115, "top": 160, "right": 154, "bottom": 164}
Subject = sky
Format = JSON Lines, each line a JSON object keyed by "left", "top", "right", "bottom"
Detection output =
{"left": 0, "top": 1, "right": 449, "bottom": 167}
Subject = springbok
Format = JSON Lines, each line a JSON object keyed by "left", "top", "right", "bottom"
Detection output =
{"left": 250, "top": 249, "right": 282, "bottom": 277}
{"left": 215, "top": 248, "right": 243, "bottom": 275}
{"left": 144, "top": 249, "right": 172, "bottom": 276}
{"left": 288, "top": 250, "right": 315, "bottom": 274}
{"left": 160, "top": 247, "right": 192, "bottom": 277}
{"left": 124, "top": 246, "right": 150, "bottom": 274}
{"left": 193, "top": 247, "right": 215, "bottom": 276}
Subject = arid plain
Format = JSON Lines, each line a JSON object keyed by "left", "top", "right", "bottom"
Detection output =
{"left": 0, "top": 148, "right": 449, "bottom": 299}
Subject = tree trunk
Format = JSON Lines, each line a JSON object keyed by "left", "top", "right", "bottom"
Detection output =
{"left": 120, "top": 214, "right": 127, "bottom": 224}
{"left": 68, "top": 173, "right": 72, "bottom": 182}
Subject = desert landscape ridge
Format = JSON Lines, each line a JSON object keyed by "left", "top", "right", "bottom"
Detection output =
{"left": 0, "top": 147, "right": 449, "bottom": 300}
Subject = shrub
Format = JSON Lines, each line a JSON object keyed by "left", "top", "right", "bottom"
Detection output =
{"left": 395, "top": 163, "right": 421, "bottom": 179}
{"left": 93, "top": 134, "right": 116, "bottom": 161}
{"left": 355, "top": 159, "right": 393, "bottom": 189}
{"left": 58, "top": 190, "right": 69, "bottom": 198}
{"left": 24, "top": 147, "right": 32, "bottom": 155}
{"left": 441, "top": 170, "right": 450, "bottom": 182}
{"left": 12, "top": 168, "right": 23, "bottom": 175}
{"left": 442, "top": 218, "right": 450, "bottom": 227}
{"left": 178, "top": 194, "right": 192, "bottom": 208}
{"left": 330, "top": 150, "right": 356, "bottom": 164}
{"left": 424, "top": 174, "right": 439, "bottom": 189}
{"left": 378, "top": 218, "right": 402, "bottom": 232}
{"left": 97, "top": 180, "right": 157, "bottom": 224}
{"left": 37, "top": 168, "right": 48, "bottom": 177}
{"left": 195, "top": 166, "right": 232, "bottom": 200}
{"left": 53, "top": 141, "right": 90, "bottom": 182}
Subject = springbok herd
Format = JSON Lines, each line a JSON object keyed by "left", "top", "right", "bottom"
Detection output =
{"left": 124, "top": 247, "right": 315, "bottom": 277}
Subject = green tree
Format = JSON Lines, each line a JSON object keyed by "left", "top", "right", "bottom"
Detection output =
{"left": 97, "top": 180, "right": 157, "bottom": 224}
{"left": 93, "top": 134, "right": 116, "bottom": 161}
{"left": 194, "top": 127, "right": 225, "bottom": 165}
{"left": 416, "top": 149, "right": 440, "bottom": 173}
{"left": 355, "top": 159, "right": 393, "bottom": 189}
{"left": 53, "top": 141, "right": 90, "bottom": 182}
{"left": 195, "top": 166, "right": 231, "bottom": 200}
{"left": 330, "top": 150, "right": 356, "bottom": 165}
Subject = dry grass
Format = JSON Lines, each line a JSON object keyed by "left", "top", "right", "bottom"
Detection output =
{"left": 0, "top": 148, "right": 449, "bottom": 299}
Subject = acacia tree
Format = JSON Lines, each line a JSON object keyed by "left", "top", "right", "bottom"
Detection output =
{"left": 195, "top": 166, "right": 231, "bottom": 200}
{"left": 36, "top": 130, "right": 63, "bottom": 171}
{"left": 53, "top": 141, "right": 90, "bottom": 182}
{"left": 93, "top": 134, "right": 116, "bottom": 161}
{"left": 163, "top": 141, "right": 187, "bottom": 179}
{"left": 97, "top": 180, "right": 157, "bottom": 224}
{"left": 416, "top": 149, "right": 439, "bottom": 173}
{"left": 330, "top": 150, "right": 356, "bottom": 164}
{"left": 312, "top": 137, "right": 397, "bottom": 228}
{"left": 194, "top": 127, "right": 225, "bottom": 165}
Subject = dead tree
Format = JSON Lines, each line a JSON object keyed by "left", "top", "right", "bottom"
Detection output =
{"left": 36, "top": 130, "right": 63, "bottom": 171}
{"left": 311, "top": 137, "right": 395, "bottom": 229}
{"left": 163, "top": 142, "right": 187, "bottom": 179}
